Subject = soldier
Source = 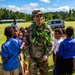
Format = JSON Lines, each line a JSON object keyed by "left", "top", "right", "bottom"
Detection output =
{"left": 25, "top": 10, "right": 53, "bottom": 75}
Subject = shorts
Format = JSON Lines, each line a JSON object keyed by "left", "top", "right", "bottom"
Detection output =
{"left": 3, "top": 68, "right": 19, "bottom": 75}
{"left": 59, "top": 58, "right": 73, "bottom": 74}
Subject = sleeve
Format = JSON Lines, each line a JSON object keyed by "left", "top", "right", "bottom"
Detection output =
{"left": 45, "top": 25, "right": 54, "bottom": 56}
{"left": 11, "top": 23, "right": 18, "bottom": 27}
{"left": 1, "top": 44, "right": 8, "bottom": 58}
{"left": 11, "top": 23, "right": 13, "bottom": 26}
{"left": 58, "top": 42, "right": 64, "bottom": 57}
{"left": 54, "top": 42, "right": 60, "bottom": 54}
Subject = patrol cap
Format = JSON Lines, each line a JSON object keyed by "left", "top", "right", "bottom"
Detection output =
{"left": 32, "top": 10, "right": 43, "bottom": 17}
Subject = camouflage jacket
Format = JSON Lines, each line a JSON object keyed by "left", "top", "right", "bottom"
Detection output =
{"left": 25, "top": 23, "right": 54, "bottom": 58}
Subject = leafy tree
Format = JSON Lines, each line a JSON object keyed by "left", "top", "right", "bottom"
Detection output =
{"left": 44, "top": 12, "right": 52, "bottom": 21}
{"left": 0, "top": 8, "right": 75, "bottom": 21}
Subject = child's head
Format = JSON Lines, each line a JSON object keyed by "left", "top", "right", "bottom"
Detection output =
{"left": 18, "top": 31, "right": 23, "bottom": 39}
{"left": 13, "top": 19, "right": 16, "bottom": 24}
{"left": 61, "top": 28, "right": 66, "bottom": 39}
{"left": 54, "top": 28, "right": 63, "bottom": 39}
{"left": 20, "top": 27, "right": 25, "bottom": 36}
{"left": 4, "top": 26, "right": 13, "bottom": 37}
{"left": 20, "top": 27, "right": 24, "bottom": 31}
{"left": 66, "top": 26, "right": 74, "bottom": 37}
{"left": 13, "top": 26, "right": 19, "bottom": 37}
{"left": 55, "top": 26, "right": 61, "bottom": 29}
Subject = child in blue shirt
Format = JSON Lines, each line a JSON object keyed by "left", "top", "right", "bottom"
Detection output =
{"left": 1, "top": 26, "right": 21, "bottom": 75}
{"left": 11, "top": 19, "right": 18, "bottom": 27}
{"left": 53, "top": 28, "right": 63, "bottom": 75}
{"left": 58, "top": 26, "right": 75, "bottom": 75}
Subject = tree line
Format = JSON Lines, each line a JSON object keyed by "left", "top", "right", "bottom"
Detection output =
{"left": 0, "top": 8, "right": 75, "bottom": 22}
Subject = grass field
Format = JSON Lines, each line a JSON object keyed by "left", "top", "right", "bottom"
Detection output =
{"left": 0, "top": 21, "right": 75, "bottom": 46}
{"left": 0, "top": 21, "right": 75, "bottom": 75}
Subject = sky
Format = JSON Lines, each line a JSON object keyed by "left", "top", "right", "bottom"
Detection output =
{"left": 0, "top": 0, "right": 75, "bottom": 14}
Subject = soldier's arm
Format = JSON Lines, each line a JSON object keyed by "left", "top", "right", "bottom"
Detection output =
{"left": 24, "top": 24, "right": 34, "bottom": 56}
{"left": 45, "top": 25, "right": 54, "bottom": 56}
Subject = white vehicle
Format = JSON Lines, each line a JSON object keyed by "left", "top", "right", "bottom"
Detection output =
{"left": 47, "top": 19, "right": 65, "bottom": 29}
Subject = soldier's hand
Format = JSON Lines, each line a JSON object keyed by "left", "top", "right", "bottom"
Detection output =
{"left": 42, "top": 56, "right": 48, "bottom": 62}
{"left": 26, "top": 55, "right": 30, "bottom": 61}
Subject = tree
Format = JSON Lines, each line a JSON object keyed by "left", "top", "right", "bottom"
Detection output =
{"left": 52, "top": 12, "right": 62, "bottom": 19}
{"left": 44, "top": 12, "right": 52, "bottom": 21}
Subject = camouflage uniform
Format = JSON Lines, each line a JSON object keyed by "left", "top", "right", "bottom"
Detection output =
{"left": 25, "top": 23, "right": 53, "bottom": 75}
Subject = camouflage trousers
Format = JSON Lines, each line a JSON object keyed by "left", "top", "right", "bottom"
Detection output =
{"left": 28, "top": 57, "right": 48, "bottom": 75}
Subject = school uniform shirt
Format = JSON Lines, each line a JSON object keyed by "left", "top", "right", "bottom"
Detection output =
{"left": 58, "top": 38, "right": 75, "bottom": 58}
{"left": 11, "top": 23, "right": 18, "bottom": 27}
{"left": 1, "top": 38, "right": 21, "bottom": 71}
{"left": 62, "top": 37, "right": 66, "bottom": 40}
{"left": 53, "top": 37, "right": 63, "bottom": 55}
{"left": 13, "top": 36, "right": 22, "bottom": 44}
{"left": 12, "top": 36, "right": 22, "bottom": 53}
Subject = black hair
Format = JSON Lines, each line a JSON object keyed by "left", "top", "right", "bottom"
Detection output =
{"left": 13, "top": 19, "right": 16, "bottom": 24}
{"left": 20, "top": 27, "right": 24, "bottom": 31}
{"left": 4, "top": 26, "right": 13, "bottom": 37}
{"left": 66, "top": 26, "right": 74, "bottom": 37}
{"left": 25, "top": 27, "right": 27, "bottom": 30}
{"left": 54, "top": 28, "right": 63, "bottom": 34}
{"left": 20, "top": 27, "right": 25, "bottom": 33}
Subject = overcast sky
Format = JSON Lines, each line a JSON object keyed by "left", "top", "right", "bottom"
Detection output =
{"left": 0, "top": 0, "right": 75, "bottom": 14}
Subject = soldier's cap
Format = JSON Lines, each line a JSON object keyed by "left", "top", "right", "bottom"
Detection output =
{"left": 32, "top": 10, "right": 43, "bottom": 17}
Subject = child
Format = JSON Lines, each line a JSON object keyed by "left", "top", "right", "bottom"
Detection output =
{"left": 18, "top": 31, "right": 25, "bottom": 50}
{"left": 11, "top": 19, "right": 18, "bottom": 27}
{"left": 19, "top": 31, "right": 28, "bottom": 75}
{"left": 53, "top": 28, "right": 63, "bottom": 75}
{"left": 13, "top": 27, "right": 25, "bottom": 75}
{"left": 20, "top": 27, "right": 25, "bottom": 38}
{"left": 1, "top": 26, "right": 20, "bottom": 75}
{"left": 58, "top": 26, "right": 75, "bottom": 75}
{"left": 61, "top": 28, "right": 66, "bottom": 39}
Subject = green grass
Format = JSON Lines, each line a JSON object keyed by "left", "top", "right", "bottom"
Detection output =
{"left": 0, "top": 21, "right": 75, "bottom": 75}
{"left": 0, "top": 22, "right": 31, "bottom": 46}
{"left": 0, "top": 21, "right": 75, "bottom": 46}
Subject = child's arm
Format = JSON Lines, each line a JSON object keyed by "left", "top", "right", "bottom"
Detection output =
{"left": 1, "top": 44, "right": 9, "bottom": 62}
{"left": 20, "top": 41, "right": 25, "bottom": 50}
{"left": 54, "top": 51, "right": 58, "bottom": 66}
{"left": 1, "top": 50, "right": 8, "bottom": 62}
{"left": 53, "top": 42, "right": 60, "bottom": 66}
